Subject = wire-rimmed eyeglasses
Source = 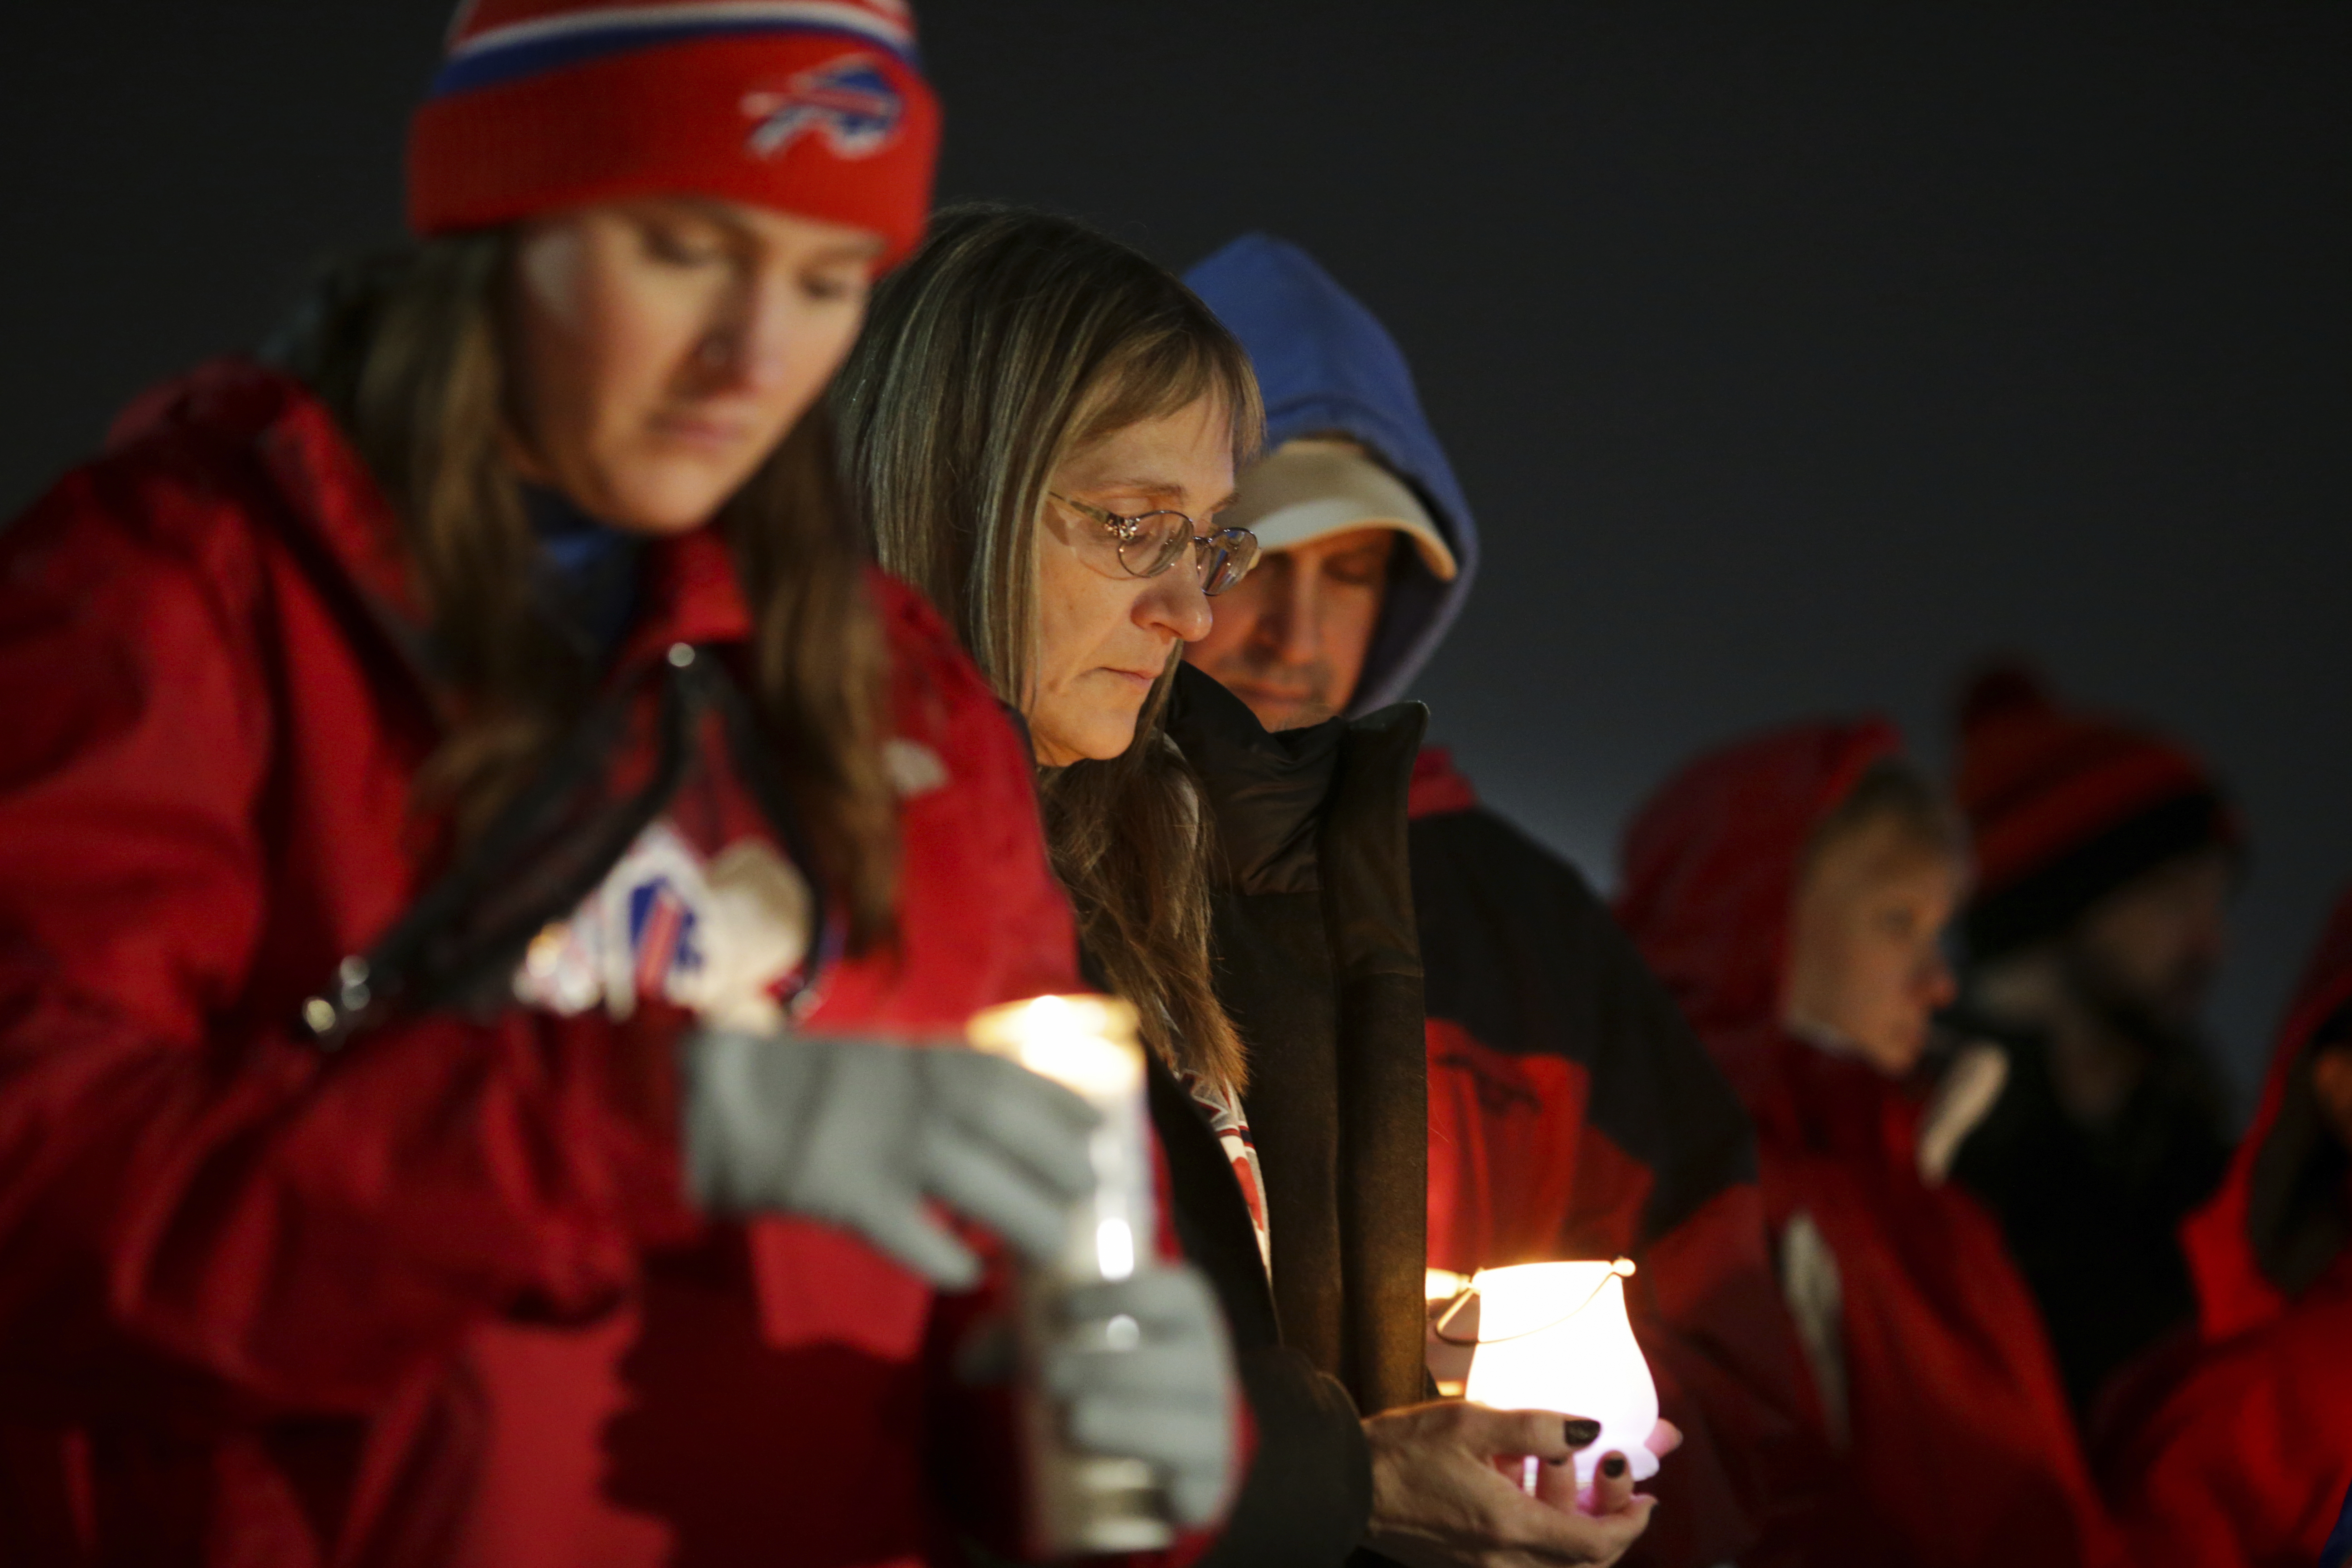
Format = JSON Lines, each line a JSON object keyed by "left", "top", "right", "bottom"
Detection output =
{"left": 1048, "top": 492, "right": 1261, "bottom": 597}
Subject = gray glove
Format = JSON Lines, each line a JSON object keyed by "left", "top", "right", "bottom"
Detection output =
{"left": 1046, "top": 1267, "right": 1239, "bottom": 1528}
{"left": 683, "top": 1029, "right": 1099, "bottom": 1290}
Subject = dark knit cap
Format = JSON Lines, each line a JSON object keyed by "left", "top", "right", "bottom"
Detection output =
{"left": 1955, "top": 663, "right": 2239, "bottom": 961}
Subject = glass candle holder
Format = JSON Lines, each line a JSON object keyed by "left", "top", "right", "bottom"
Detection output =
{"left": 968, "top": 994, "right": 1169, "bottom": 1556}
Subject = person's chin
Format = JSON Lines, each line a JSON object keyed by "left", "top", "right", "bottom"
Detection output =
{"left": 607, "top": 445, "right": 765, "bottom": 533}
{"left": 1215, "top": 680, "right": 1323, "bottom": 731}
{"left": 1077, "top": 690, "right": 1152, "bottom": 760}
{"left": 1874, "top": 1030, "right": 1930, "bottom": 1078}
{"left": 1068, "top": 724, "right": 1142, "bottom": 763}
{"left": 1267, "top": 702, "right": 1337, "bottom": 732}
{"left": 582, "top": 471, "right": 701, "bottom": 529}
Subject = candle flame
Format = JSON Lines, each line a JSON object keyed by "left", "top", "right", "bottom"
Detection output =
{"left": 967, "top": 995, "right": 1145, "bottom": 1095}
{"left": 1095, "top": 1218, "right": 1136, "bottom": 1280}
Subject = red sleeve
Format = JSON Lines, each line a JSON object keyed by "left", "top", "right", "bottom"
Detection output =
{"left": 0, "top": 470, "right": 666, "bottom": 1416}
{"left": 1521, "top": 1063, "right": 1825, "bottom": 1568}
{"left": 2113, "top": 1407, "right": 2257, "bottom": 1568}
{"left": 1629, "top": 1186, "right": 1827, "bottom": 1568}
{"left": 2108, "top": 1318, "right": 2352, "bottom": 1568}
{"left": 807, "top": 573, "right": 1080, "bottom": 1029}
{"left": 1424, "top": 1023, "right": 1824, "bottom": 1567}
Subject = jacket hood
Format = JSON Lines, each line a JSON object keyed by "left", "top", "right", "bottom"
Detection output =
{"left": 1183, "top": 234, "right": 1478, "bottom": 715}
{"left": 1613, "top": 719, "right": 1904, "bottom": 1110}
{"left": 2180, "top": 882, "right": 2352, "bottom": 1341}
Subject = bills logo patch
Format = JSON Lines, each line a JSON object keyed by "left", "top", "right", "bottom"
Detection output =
{"left": 629, "top": 880, "right": 698, "bottom": 1004}
{"left": 514, "top": 819, "right": 815, "bottom": 1031}
{"left": 741, "top": 56, "right": 902, "bottom": 159}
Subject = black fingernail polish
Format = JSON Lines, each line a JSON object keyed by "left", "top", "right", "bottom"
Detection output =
{"left": 1563, "top": 1418, "right": 1601, "bottom": 1447}
{"left": 1600, "top": 1454, "right": 1627, "bottom": 1480}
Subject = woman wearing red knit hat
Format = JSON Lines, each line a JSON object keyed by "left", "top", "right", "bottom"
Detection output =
{"left": 1614, "top": 719, "right": 2123, "bottom": 1568}
{"left": 1941, "top": 663, "right": 2240, "bottom": 1419}
{"left": 0, "top": 4, "right": 1233, "bottom": 1564}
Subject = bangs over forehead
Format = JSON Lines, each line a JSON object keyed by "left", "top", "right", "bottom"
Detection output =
{"left": 1073, "top": 304, "right": 1264, "bottom": 473}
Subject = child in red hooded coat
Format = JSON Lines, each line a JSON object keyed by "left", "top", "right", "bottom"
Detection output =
{"left": 2102, "top": 883, "right": 2352, "bottom": 1567}
{"left": 1615, "top": 720, "right": 2123, "bottom": 1568}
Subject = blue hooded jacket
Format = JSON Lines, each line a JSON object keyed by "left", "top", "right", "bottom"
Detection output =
{"left": 1184, "top": 234, "right": 1480, "bottom": 716}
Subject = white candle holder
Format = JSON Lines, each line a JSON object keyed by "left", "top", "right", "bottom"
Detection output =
{"left": 1448, "top": 1259, "right": 1660, "bottom": 1486}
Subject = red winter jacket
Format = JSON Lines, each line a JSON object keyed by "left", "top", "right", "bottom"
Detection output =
{"left": 1614, "top": 720, "right": 2122, "bottom": 1568}
{"left": 1409, "top": 750, "right": 1819, "bottom": 1568}
{"left": 2102, "top": 884, "right": 2352, "bottom": 1568}
{"left": 0, "top": 362, "right": 1082, "bottom": 1568}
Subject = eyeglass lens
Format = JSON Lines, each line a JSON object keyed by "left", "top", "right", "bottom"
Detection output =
{"left": 1112, "top": 512, "right": 1193, "bottom": 580}
{"left": 1200, "top": 529, "right": 1260, "bottom": 596}
{"left": 1118, "top": 517, "right": 1261, "bottom": 595}
{"left": 1067, "top": 499, "right": 1260, "bottom": 595}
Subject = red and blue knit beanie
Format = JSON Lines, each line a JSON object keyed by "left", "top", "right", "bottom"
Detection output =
{"left": 1954, "top": 662, "right": 2239, "bottom": 961}
{"left": 407, "top": 0, "right": 940, "bottom": 265}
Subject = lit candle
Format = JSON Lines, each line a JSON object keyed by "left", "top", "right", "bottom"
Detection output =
{"left": 1460, "top": 1259, "right": 1660, "bottom": 1487}
{"left": 967, "top": 994, "right": 1169, "bottom": 1555}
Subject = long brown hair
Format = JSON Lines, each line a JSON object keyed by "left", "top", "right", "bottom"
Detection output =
{"left": 274, "top": 233, "right": 899, "bottom": 946}
{"left": 833, "top": 205, "right": 1262, "bottom": 1089}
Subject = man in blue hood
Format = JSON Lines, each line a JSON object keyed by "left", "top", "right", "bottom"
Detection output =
{"left": 1181, "top": 235, "right": 1476, "bottom": 727}
{"left": 1185, "top": 235, "right": 1820, "bottom": 1568}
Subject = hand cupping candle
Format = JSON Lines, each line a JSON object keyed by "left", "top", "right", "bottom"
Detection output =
{"left": 1457, "top": 1259, "right": 1661, "bottom": 1487}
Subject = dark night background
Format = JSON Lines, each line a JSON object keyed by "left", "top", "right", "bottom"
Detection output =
{"left": 5, "top": 3, "right": 2345, "bottom": 1112}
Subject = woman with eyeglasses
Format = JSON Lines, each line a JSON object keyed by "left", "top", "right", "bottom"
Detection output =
{"left": 837, "top": 204, "right": 1656, "bottom": 1568}
{"left": 0, "top": 8, "right": 1235, "bottom": 1566}
{"left": 838, "top": 205, "right": 1263, "bottom": 1105}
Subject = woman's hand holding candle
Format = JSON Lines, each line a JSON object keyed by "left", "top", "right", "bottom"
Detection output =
{"left": 1534, "top": 1420, "right": 1681, "bottom": 1518}
{"left": 1361, "top": 1400, "right": 1656, "bottom": 1568}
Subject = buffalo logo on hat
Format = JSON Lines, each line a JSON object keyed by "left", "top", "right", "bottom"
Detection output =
{"left": 740, "top": 54, "right": 902, "bottom": 159}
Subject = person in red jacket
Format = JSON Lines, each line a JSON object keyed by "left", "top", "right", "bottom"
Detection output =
{"left": 0, "top": 4, "right": 1233, "bottom": 1564}
{"left": 2102, "top": 883, "right": 2352, "bottom": 1568}
{"left": 1615, "top": 720, "right": 2123, "bottom": 1568}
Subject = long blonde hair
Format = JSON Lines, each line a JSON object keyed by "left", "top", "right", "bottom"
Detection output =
{"left": 833, "top": 205, "right": 1262, "bottom": 1088}
{"left": 276, "top": 234, "right": 900, "bottom": 946}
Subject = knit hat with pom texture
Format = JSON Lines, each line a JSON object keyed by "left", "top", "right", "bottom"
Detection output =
{"left": 1954, "top": 662, "right": 2238, "bottom": 960}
